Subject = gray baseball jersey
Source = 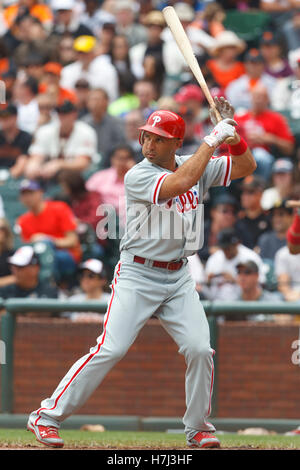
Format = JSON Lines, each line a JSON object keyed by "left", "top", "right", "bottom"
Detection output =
{"left": 120, "top": 154, "right": 232, "bottom": 260}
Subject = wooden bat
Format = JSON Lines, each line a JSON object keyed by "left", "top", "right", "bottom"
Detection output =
{"left": 286, "top": 200, "right": 300, "bottom": 208}
{"left": 162, "top": 6, "right": 221, "bottom": 121}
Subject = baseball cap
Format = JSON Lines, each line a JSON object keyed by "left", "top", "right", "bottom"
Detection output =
{"left": 217, "top": 228, "right": 239, "bottom": 248}
{"left": 174, "top": 2, "right": 195, "bottom": 22}
{"left": 44, "top": 62, "right": 62, "bottom": 76}
{"left": 79, "top": 259, "right": 106, "bottom": 277}
{"left": 236, "top": 260, "right": 259, "bottom": 274}
{"left": 0, "top": 103, "right": 17, "bottom": 117}
{"left": 260, "top": 31, "right": 280, "bottom": 46}
{"left": 244, "top": 48, "right": 264, "bottom": 63}
{"left": 8, "top": 246, "right": 39, "bottom": 267}
{"left": 241, "top": 174, "right": 265, "bottom": 191}
{"left": 19, "top": 179, "right": 42, "bottom": 192}
{"left": 51, "top": 0, "right": 75, "bottom": 10}
{"left": 174, "top": 84, "right": 204, "bottom": 104}
{"left": 211, "top": 193, "right": 239, "bottom": 209}
{"left": 55, "top": 100, "right": 77, "bottom": 114}
{"left": 73, "top": 35, "right": 96, "bottom": 53}
{"left": 272, "top": 158, "right": 293, "bottom": 174}
{"left": 144, "top": 10, "right": 165, "bottom": 27}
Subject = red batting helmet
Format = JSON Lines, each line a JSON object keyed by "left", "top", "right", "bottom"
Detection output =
{"left": 138, "top": 110, "right": 185, "bottom": 145}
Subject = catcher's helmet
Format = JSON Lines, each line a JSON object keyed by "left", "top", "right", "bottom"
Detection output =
{"left": 138, "top": 110, "right": 185, "bottom": 145}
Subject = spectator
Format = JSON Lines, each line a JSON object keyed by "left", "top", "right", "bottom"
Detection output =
{"left": 0, "top": 245, "right": 58, "bottom": 300}
{"left": 25, "top": 100, "right": 98, "bottom": 182}
{"left": 59, "top": 34, "right": 119, "bottom": 102}
{"left": 0, "top": 217, "right": 15, "bottom": 288}
{"left": 187, "top": 253, "right": 210, "bottom": 300}
{"left": 142, "top": 53, "right": 166, "bottom": 99}
{"left": 274, "top": 244, "right": 300, "bottom": 302}
{"left": 66, "top": 259, "right": 111, "bottom": 322}
{"left": 97, "top": 20, "right": 117, "bottom": 56}
{"left": 123, "top": 108, "right": 145, "bottom": 161}
{"left": 57, "top": 169, "right": 102, "bottom": 232}
{"left": 261, "top": 158, "right": 295, "bottom": 210}
{"left": 175, "top": 109, "right": 201, "bottom": 156}
{"left": 174, "top": 84, "right": 209, "bottom": 140}
{"left": 16, "top": 179, "right": 81, "bottom": 283}
{"left": 257, "top": 198, "right": 294, "bottom": 261}
{"left": 81, "top": 0, "right": 116, "bottom": 37}
{"left": 3, "top": 0, "right": 53, "bottom": 31}
{"left": 205, "top": 227, "right": 267, "bottom": 301}
{"left": 129, "top": 9, "right": 166, "bottom": 80}
{"left": 73, "top": 78, "right": 90, "bottom": 119}
{"left": 50, "top": 0, "right": 94, "bottom": 39}
{"left": 259, "top": 31, "right": 294, "bottom": 79}
{"left": 234, "top": 260, "right": 283, "bottom": 321}
{"left": 57, "top": 169, "right": 105, "bottom": 258}
{"left": 270, "top": 54, "right": 300, "bottom": 146}
{"left": 235, "top": 175, "right": 272, "bottom": 250}
{"left": 14, "top": 75, "right": 40, "bottom": 134}
{"left": 114, "top": 0, "right": 147, "bottom": 48}
{"left": 57, "top": 34, "right": 76, "bottom": 66}
{"left": 132, "top": 79, "right": 157, "bottom": 120}
{"left": 86, "top": 144, "right": 136, "bottom": 230}
{"left": 259, "top": 0, "right": 294, "bottom": 29}
{"left": 1, "top": 68, "right": 17, "bottom": 102}
{"left": 81, "top": 87, "right": 126, "bottom": 168}
{"left": 38, "top": 61, "right": 77, "bottom": 107}
{"left": 109, "top": 33, "right": 137, "bottom": 97}
{"left": 234, "top": 82, "right": 295, "bottom": 181}
{"left": 36, "top": 92, "right": 57, "bottom": 128}
{"left": 206, "top": 30, "right": 246, "bottom": 90}
{"left": 281, "top": 8, "right": 300, "bottom": 54}
{"left": 225, "top": 48, "right": 277, "bottom": 113}
{"left": 198, "top": 193, "right": 239, "bottom": 263}
{"left": 0, "top": 103, "right": 32, "bottom": 178}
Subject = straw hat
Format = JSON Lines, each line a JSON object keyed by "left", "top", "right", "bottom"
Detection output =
{"left": 209, "top": 30, "right": 246, "bottom": 56}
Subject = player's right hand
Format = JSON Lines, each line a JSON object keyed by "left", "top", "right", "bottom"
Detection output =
{"left": 203, "top": 118, "right": 237, "bottom": 148}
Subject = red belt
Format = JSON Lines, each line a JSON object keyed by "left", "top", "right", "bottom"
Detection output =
{"left": 133, "top": 255, "right": 184, "bottom": 271}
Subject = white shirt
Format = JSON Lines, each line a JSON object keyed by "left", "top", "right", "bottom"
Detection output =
{"left": 28, "top": 120, "right": 99, "bottom": 163}
{"left": 60, "top": 55, "right": 119, "bottom": 102}
{"left": 274, "top": 245, "right": 300, "bottom": 292}
{"left": 17, "top": 99, "right": 40, "bottom": 134}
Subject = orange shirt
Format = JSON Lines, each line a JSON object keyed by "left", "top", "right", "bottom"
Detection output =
{"left": 4, "top": 4, "right": 53, "bottom": 27}
{"left": 206, "top": 59, "right": 245, "bottom": 89}
{"left": 38, "top": 83, "right": 77, "bottom": 106}
{"left": 17, "top": 200, "right": 82, "bottom": 263}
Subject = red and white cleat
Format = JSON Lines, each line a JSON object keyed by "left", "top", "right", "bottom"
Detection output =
{"left": 285, "top": 427, "right": 300, "bottom": 436}
{"left": 187, "top": 431, "right": 221, "bottom": 449}
{"left": 27, "top": 420, "right": 64, "bottom": 448}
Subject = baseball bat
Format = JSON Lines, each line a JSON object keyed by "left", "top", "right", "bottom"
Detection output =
{"left": 162, "top": 6, "right": 221, "bottom": 121}
{"left": 286, "top": 200, "right": 300, "bottom": 208}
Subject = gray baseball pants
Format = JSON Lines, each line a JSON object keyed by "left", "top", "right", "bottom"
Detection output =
{"left": 29, "top": 250, "right": 216, "bottom": 440}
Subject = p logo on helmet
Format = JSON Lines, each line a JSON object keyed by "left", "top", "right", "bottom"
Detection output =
{"left": 138, "top": 110, "right": 185, "bottom": 145}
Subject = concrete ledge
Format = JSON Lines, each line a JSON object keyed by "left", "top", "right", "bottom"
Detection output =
{"left": 0, "top": 414, "right": 299, "bottom": 433}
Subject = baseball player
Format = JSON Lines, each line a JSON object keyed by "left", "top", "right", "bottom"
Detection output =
{"left": 27, "top": 97, "right": 256, "bottom": 449}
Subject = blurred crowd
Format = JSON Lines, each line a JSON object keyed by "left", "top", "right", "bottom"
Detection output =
{"left": 0, "top": 0, "right": 300, "bottom": 321}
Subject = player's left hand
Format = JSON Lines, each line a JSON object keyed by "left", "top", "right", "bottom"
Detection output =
{"left": 209, "top": 97, "right": 235, "bottom": 126}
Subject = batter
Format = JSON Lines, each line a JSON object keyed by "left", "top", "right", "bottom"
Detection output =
{"left": 27, "top": 98, "right": 256, "bottom": 449}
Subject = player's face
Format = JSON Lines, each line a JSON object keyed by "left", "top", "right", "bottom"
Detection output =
{"left": 142, "top": 131, "right": 182, "bottom": 169}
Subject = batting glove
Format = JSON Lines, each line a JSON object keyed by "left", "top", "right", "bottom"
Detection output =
{"left": 204, "top": 118, "right": 237, "bottom": 148}
{"left": 209, "top": 97, "right": 235, "bottom": 126}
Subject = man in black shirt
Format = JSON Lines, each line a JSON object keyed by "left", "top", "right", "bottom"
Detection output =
{"left": 0, "top": 103, "right": 32, "bottom": 178}
{"left": 235, "top": 175, "right": 272, "bottom": 250}
{"left": 0, "top": 245, "right": 58, "bottom": 300}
